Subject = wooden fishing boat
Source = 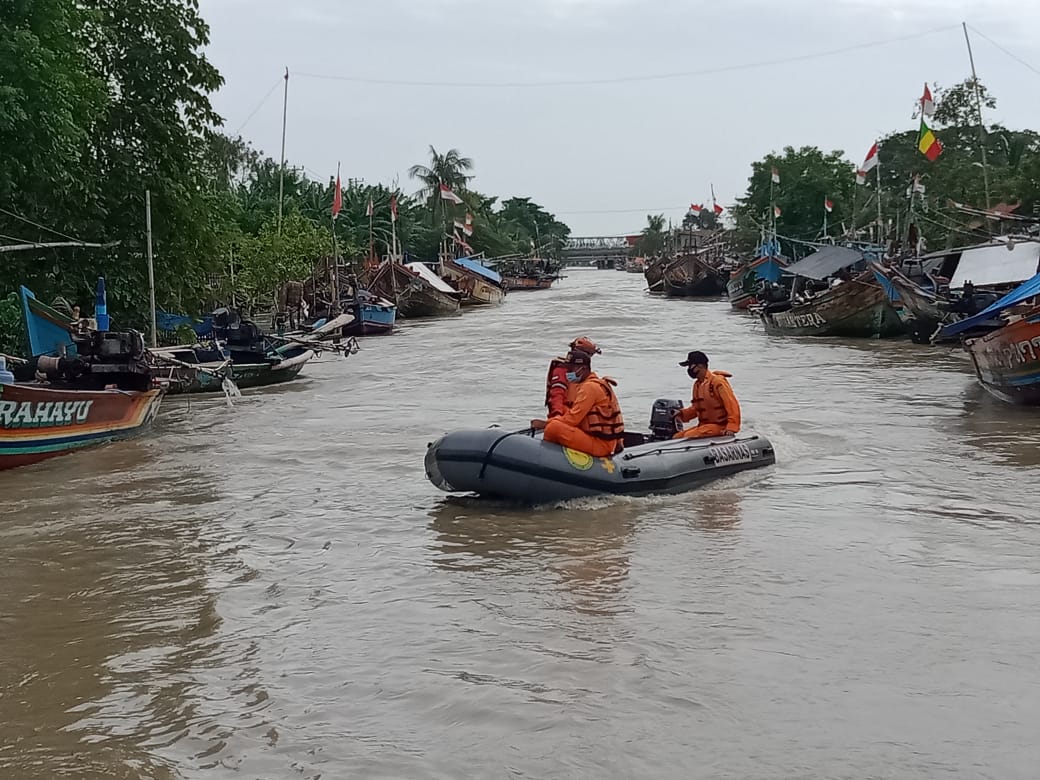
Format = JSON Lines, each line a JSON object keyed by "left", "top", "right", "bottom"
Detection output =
{"left": 728, "top": 255, "right": 788, "bottom": 310}
{"left": 7, "top": 284, "right": 165, "bottom": 470}
{"left": 366, "top": 260, "right": 462, "bottom": 318}
{"left": 662, "top": 252, "right": 727, "bottom": 297}
{"left": 760, "top": 269, "right": 906, "bottom": 338}
{"left": 149, "top": 342, "right": 313, "bottom": 395}
{"left": 0, "top": 382, "right": 163, "bottom": 470}
{"left": 964, "top": 306, "right": 1040, "bottom": 405}
{"left": 502, "top": 273, "right": 558, "bottom": 291}
{"left": 644, "top": 257, "right": 667, "bottom": 295}
{"left": 439, "top": 256, "right": 506, "bottom": 306}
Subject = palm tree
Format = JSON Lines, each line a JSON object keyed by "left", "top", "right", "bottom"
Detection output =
{"left": 408, "top": 146, "right": 474, "bottom": 235}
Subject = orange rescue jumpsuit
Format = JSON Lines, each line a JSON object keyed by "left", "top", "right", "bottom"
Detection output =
{"left": 543, "top": 372, "right": 625, "bottom": 457}
{"left": 674, "top": 369, "right": 741, "bottom": 439}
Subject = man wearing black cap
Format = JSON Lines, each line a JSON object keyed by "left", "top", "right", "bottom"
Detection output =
{"left": 674, "top": 350, "right": 741, "bottom": 439}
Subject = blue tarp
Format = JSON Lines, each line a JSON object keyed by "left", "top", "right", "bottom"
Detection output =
{"left": 754, "top": 257, "right": 785, "bottom": 284}
{"left": 873, "top": 270, "right": 900, "bottom": 302}
{"left": 937, "top": 271, "right": 1040, "bottom": 339}
{"left": 157, "top": 311, "right": 213, "bottom": 336}
{"left": 452, "top": 256, "right": 502, "bottom": 285}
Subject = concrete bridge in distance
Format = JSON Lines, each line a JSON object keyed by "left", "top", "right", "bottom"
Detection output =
{"left": 562, "top": 235, "right": 636, "bottom": 267}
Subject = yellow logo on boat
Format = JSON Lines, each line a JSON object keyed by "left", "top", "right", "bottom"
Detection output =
{"left": 563, "top": 447, "right": 594, "bottom": 471}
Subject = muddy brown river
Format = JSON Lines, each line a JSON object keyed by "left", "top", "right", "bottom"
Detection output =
{"left": 2, "top": 270, "right": 1039, "bottom": 779}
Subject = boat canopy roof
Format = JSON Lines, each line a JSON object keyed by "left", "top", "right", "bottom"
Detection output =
{"left": 452, "top": 256, "right": 502, "bottom": 284}
{"left": 947, "top": 238, "right": 1040, "bottom": 290}
{"left": 404, "top": 262, "right": 459, "bottom": 294}
{"left": 783, "top": 246, "right": 863, "bottom": 280}
{"left": 937, "top": 271, "right": 1040, "bottom": 339}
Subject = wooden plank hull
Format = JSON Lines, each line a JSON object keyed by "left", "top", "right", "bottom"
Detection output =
{"left": 503, "top": 275, "right": 555, "bottom": 291}
{"left": 965, "top": 309, "right": 1040, "bottom": 405}
{"left": 397, "top": 286, "right": 461, "bottom": 318}
{"left": 0, "top": 384, "right": 164, "bottom": 470}
{"left": 761, "top": 275, "right": 907, "bottom": 338}
{"left": 440, "top": 263, "right": 505, "bottom": 306}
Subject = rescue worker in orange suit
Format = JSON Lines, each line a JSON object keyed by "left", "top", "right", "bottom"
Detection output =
{"left": 544, "top": 337, "right": 602, "bottom": 419}
{"left": 673, "top": 350, "right": 741, "bottom": 439}
{"left": 533, "top": 349, "right": 625, "bottom": 457}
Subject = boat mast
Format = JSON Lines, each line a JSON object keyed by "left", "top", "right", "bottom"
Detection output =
{"left": 145, "top": 189, "right": 157, "bottom": 348}
{"left": 962, "top": 22, "right": 991, "bottom": 211}
{"left": 277, "top": 67, "right": 289, "bottom": 236}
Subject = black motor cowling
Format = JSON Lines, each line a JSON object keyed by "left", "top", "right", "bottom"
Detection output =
{"left": 649, "top": 398, "right": 684, "bottom": 441}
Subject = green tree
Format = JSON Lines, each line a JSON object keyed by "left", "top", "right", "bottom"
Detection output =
{"left": 631, "top": 214, "right": 668, "bottom": 257}
{"left": 408, "top": 146, "right": 473, "bottom": 233}
{"left": 732, "top": 146, "right": 856, "bottom": 252}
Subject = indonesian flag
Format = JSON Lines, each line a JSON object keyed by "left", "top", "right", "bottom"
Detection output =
{"left": 463, "top": 213, "right": 474, "bottom": 236}
{"left": 771, "top": 167, "right": 780, "bottom": 185}
{"left": 824, "top": 198, "right": 834, "bottom": 213}
{"left": 390, "top": 194, "right": 398, "bottom": 222}
{"left": 331, "top": 171, "right": 342, "bottom": 219}
{"left": 860, "top": 142, "right": 879, "bottom": 173}
{"left": 439, "top": 183, "right": 463, "bottom": 204}
{"left": 713, "top": 202, "right": 724, "bottom": 215}
{"left": 774, "top": 205, "right": 782, "bottom": 218}
{"left": 920, "top": 83, "right": 935, "bottom": 117}
{"left": 690, "top": 203, "right": 702, "bottom": 216}
{"left": 856, "top": 170, "right": 867, "bottom": 185}
{"left": 453, "top": 230, "right": 472, "bottom": 252}
{"left": 365, "top": 198, "right": 373, "bottom": 218}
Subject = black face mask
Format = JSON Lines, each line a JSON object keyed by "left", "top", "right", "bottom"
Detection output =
{"left": 687, "top": 367, "right": 699, "bottom": 379}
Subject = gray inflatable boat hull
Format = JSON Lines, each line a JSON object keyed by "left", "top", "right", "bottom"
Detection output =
{"left": 425, "top": 427, "right": 775, "bottom": 503}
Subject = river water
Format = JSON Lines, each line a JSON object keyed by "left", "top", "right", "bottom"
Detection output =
{"left": 2, "top": 270, "right": 1039, "bottom": 779}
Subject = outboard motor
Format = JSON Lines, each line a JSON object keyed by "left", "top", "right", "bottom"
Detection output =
{"left": 649, "top": 398, "right": 684, "bottom": 441}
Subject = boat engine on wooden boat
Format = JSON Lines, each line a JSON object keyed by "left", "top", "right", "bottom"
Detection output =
{"left": 14, "top": 321, "right": 153, "bottom": 392}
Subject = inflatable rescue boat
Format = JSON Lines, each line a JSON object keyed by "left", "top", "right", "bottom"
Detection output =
{"left": 425, "top": 399, "right": 776, "bottom": 503}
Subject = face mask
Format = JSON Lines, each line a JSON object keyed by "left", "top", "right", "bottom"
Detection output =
{"left": 687, "top": 367, "right": 700, "bottom": 379}
{"left": 565, "top": 371, "right": 579, "bottom": 382}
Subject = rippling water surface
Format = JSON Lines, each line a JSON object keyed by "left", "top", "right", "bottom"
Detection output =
{"left": 3, "top": 271, "right": 1040, "bottom": 779}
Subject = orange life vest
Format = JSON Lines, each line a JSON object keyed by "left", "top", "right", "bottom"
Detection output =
{"left": 545, "top": 359, "right": 570, "bottom": 417}
{"left": 690, "top": 370, "right": 735, "bottom": 427}
{"left": 581, "top": 376, "right": 625, "bottom": 447}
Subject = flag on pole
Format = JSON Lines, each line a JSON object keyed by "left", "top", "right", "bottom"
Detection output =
{"left": 365, "top": 198, "right": 373, "bottom": 218}
{"left": 856, "top": 142, "right": 879, "bottom": 185}
{"left": 920, "top": 83, "right": 935, "bottom": 117}
{"left": 771, "top": 167, "right": 780, "bottom": 185}
{"left": 907, "top": 175, "right": 926, "bottom": 195}
{"left": 824, "top": 198, "right": 834, "bottom": 213}
{"left": 690, "top": 203, "right": 702, "bottom": 216}
{"left": 439, "top": 183, "right": 464, "bottom": 204}
{"left": 331, "top": 168, "right": 342, "bottom": 219}
{"left": 713, "top": 202, "right": 724, "bottom": 215}
{"left": 774, "top": 206, "right": 782, "bottom": 218}
{"left": 463, "top": 213, "right": 474, "bottom": 236}
{"left": 390, "top": 193, "right": 398, "bottom": 222}
{"left": 917, "top": 118, "right": 943, "bottom": 161}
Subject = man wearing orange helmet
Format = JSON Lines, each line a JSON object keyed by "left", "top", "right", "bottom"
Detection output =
{"left": 543, "top": 337, "right": 601, "bottom": 419}
{"left": 532, "top": 337, "right": 625, "bottom": 457}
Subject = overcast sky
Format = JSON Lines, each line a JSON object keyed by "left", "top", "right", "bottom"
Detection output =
{"left": 199, "top": 0, "right": 1040, "bottom": 236}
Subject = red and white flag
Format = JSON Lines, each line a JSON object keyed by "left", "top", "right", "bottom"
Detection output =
{"left": 771, "top": 167, "right": 780, "bottom": 185}
{"left": 463, "top": 212, "right": 474, "bottom": 236}
{"left": 774, "top": 205, "right": 782, "bottom": 218}
{"left": 689, "top": 203, "right": 702, "bottom": 216}
{"left": 439, "top": 183, "right": 463, "bottom": 204}
{"left": 713, "top": 202, "right": 724, "bottom": 215}
{"left": 920, "top": 83, "right": 935, "bottom": 117}
{"left": 856, "top": 142, "right": 879, "bottom": 185}
{"left": 824, "top": 198, "right": 834, "bottom": 213}
{"left": 390, "top": 193, "right": 398, "bottom": 222}
{"left": 365, "top": 198, "right": 373, "bottom": 218}
{"left": 331, "top": 168, "right": 342, "bottom": 219}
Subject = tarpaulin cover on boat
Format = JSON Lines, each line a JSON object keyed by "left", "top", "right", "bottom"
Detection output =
{"left": 451, "top": 256, "right": 502, "bottom": 285}
{"left": 937, "top": 272, "right": 1040, "bottom": 339}
{"left": 404, "top": 262, "right": 459, "bottom": 294}
{"left": 783, "top": 246, "right": 863, "bottom": 280}
{"left": 750, "top": 256, "right": 786, "bottom": 283}
{"left": 948, "top": 239, "right": 1040, "bottom": 290}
